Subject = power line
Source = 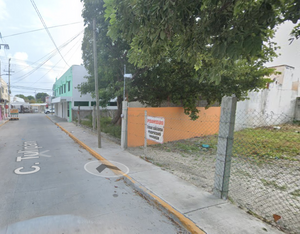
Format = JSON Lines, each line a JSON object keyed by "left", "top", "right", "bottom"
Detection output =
{"left": 30, "top": 0, "right": 69, "bottom": 67}
{"left": 12, "top": 30, "right": 83, "bottom": 83}
{"left": 32, "top": 33, "right": 83, "bottom": 85}
{"left": 1, "top": 22, "right": 82, "bottom": 38}
{"left": 11, "top": 85, "right": 52, "bottom": 91}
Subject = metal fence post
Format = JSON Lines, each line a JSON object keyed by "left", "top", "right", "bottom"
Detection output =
{"left": 121, "top": 101, "right": 128, "bottom": 149}
{"left": 213, "top": 95, "right": 237, "bottom": 200}
{"left": 144, "top": 110, "right": 147, "bottom": 159}
{"left": 77, "top": 105, "right": 81, "bottom": 126}
{"left": 93, "top": 105, "right": 96, "bottom": 132}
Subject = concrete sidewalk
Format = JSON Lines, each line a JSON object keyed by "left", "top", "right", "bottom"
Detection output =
{"left": 0, "top": 119, "right": 9, "bottom": 127}
{"left": 46, "top": 115, "right": 283, "bottom": 234}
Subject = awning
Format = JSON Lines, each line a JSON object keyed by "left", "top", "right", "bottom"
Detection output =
{"left": 51, "top": 96, "right": 71, "bottom": 103}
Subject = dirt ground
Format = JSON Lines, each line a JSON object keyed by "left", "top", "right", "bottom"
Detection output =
{"left": 127, "top": 144, "right": 300, "bottom": 234}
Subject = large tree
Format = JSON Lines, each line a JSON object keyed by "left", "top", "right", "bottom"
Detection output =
{"left": 36, "top": 92, "right": 48, "bottom": 103}
{"left": 79, "top": 0, "right": 147, "bottom": 125}
{"left": 80, "top": 0, "right": 279, "bottom": 121}
{"left": 104, "top": 0, "right": 299, "bottom": 82}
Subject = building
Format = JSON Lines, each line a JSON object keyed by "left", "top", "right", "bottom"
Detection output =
{"left": 0, "top": 77, "right": 9, "bottom": 120}
{"left": 235, "top": 64, "right": 299, "bottom": 129}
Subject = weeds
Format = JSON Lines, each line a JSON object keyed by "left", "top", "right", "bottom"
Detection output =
{"left": 80, "top": 116, "right": 121, "bottom": 139}
{"left": 151, "top": 123, "right": 299, "bottom": 163}
{"left": 260, "top": 179, "right": 287, "bottom": 191}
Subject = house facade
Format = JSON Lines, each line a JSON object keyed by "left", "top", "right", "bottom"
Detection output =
{"left": 0, "top": 77, "right": 9, "bottom": 120}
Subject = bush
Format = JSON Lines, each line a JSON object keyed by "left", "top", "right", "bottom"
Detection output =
{"left": 80, "top": 116, "right": 121, "bottom": 139}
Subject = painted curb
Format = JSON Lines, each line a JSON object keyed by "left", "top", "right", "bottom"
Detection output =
{"left": 46, "top": 116, "right": 205, "bottom": 234}
{"left": 0, "top": 120, "right": 9, "bottom": 128}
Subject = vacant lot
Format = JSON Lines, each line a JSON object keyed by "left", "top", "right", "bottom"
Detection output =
{"left": 128, "top": 123, "right": 300, "bottom": 234}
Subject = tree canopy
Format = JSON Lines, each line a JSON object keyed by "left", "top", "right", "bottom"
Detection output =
{"left": 79, "top": 0, "right": 147, "bottom": 124}
{"left": 79, "top": 0, "right": 292, "bottom": 120}
{"left": 103, "top": 0, "right": 299, "bottom": 82}
{"left": 35, "top": 92, "right": 48, "bottom": 103}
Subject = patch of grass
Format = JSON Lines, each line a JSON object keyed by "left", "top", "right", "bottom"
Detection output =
{"left": 100, "top": 117, "right": 121, "bottom": 139}
{"left": 81, "top": 120, "right": 93, "bottom": 128}
{"left": 260, "top": 179, "right": 287, "bottom": 191}
{"left": 235, "top": 170, "right": 251, "bottom": 178}
{"left": 80, "top": 117, "right": 121, "bottom": 139}
{"left": 233, "top": 124, "right": 300, "bottom": 161}
{"left": 290, "top": 189, "right": 300, "bottom": 197}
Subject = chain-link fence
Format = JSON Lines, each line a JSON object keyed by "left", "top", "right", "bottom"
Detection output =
{"left": 230, "top": 111, "right": 300, "bottom": 234}
{"left": 127, "top": 107, "right": 221, "bottom": 191}
{"left": 126, "top": 105, "right": 300, "bottom": 233}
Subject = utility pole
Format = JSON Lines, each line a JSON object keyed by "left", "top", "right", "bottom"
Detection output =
{"left": 93, "top": 18, "right": 101, "bottom": 148}
{"left": 8, "top": 58, "right": 11, "bottom": 103}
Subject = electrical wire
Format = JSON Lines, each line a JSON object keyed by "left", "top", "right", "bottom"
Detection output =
{"left": 1, "top": 22, "right": 82, "bottom": 38}
{"left": 30, "top": 0, "right": 69, "bottom": 67}
{"left": 12, "top": 29, "right": 83, "bottom": 83}
{"left": 32, "top": 32, "right": 83, "bottom": 85}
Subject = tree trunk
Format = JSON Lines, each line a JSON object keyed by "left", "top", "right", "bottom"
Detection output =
{"left": 112, "top": 96, "right": 122, "bottom": 125}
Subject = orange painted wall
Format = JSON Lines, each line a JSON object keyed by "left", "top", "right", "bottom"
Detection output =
{"left": 127, "top": 107, "right": 221, "bottom": 147}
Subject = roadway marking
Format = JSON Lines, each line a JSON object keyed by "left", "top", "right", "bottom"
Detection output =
{"left": 14, "top": 141, "right": 51, "bottom": 175}
{"left": 84, "top": 160, "right": 129, "bottom": 178}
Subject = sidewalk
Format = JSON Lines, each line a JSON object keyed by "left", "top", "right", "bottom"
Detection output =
{"left": 47, "top": 115, "right": 283, "bottom": 234}
{"left": 0, "top": 119, "right": 9, "bottom": 127}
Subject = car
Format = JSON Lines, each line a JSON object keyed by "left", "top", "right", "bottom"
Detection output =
{"left": 44, "top": 108, "right": 55, "bottom": 114}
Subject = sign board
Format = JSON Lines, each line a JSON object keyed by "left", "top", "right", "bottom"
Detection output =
{"left": 146, "top": 116, "right": 165, "bottom": 144}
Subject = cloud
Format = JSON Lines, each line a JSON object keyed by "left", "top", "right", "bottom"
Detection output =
{"left": 14, "top": 52, "right": 28, "bottom": 61}
{"left": 0, "top": 0, "right": 9, "bottom": 20}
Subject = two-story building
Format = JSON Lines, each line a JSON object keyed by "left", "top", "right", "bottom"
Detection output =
{"left": 51, "top": 65, "right": 94, "bottom": 122}
{"left": 0, "top": 77, "right": 9, "bottom": 120}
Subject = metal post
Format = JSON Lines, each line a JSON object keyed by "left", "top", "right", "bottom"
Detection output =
{"left": 123, "top": 64, "right": 126, "bottom": 101}
{"left": 121, "top": 101, "right": 128, "bottom": 149}
{"left": 213, "top": 95, "right": 237, "bottom": 200}
{"left": 8, "top": 58, "right": 11, "bottom": 115}
{"left": 93, "top": 18, "right": 101, "bottom": 148}
{"left": 77, "top": 105, "right": 80, "bottom": 126}
{"left": 93, "top": 105, "right": 96, "bottom": 132}
{"left": 144, "top": 110, "right": 147, "bottom": 159}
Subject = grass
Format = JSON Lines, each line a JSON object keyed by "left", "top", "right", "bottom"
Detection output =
{"left": 151, "top": 123, "right": 300, "bottom": 163}
{"left": 290, "top": 189, "right": 300, "bottom": 197}
{"left": 260, "top": 179, "right": 287, "bottom": 191}
{"left": 80, "top": 116, "right": 121, "bottom": 139}
{"left": 233, "top": 124, "right": 300, "bottom": 162}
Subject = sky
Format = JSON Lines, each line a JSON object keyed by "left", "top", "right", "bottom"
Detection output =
{"left": 0, "top": 0, "right": 85, "bottom": 97}
{"left": 0, "top": 1, "right": 299, "bottom": 98}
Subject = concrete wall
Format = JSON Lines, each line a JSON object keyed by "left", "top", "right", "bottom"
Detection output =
{"left": 235, "top": 65, "right": 299, "bottom": 130}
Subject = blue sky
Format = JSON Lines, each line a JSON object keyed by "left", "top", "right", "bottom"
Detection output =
{"left": 0, "top": 0, "right": 299, "bottom": 98}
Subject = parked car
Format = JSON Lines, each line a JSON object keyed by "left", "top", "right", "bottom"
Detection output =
{"left": 44, "top": 108, "right": 55, "bottom": 114}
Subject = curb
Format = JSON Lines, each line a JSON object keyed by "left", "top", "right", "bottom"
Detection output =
{"left": 47, "top": 116, "right": 205, "bottom": 234}
{"left": 0, "top": 120, "right": 9, "bottom": 128}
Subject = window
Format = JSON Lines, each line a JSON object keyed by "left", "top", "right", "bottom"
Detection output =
{"left": 68, "top": 81, "right": 71, "bottom": 92}
{"left": 64, "top": 84, "right": 66, "bottom": 93}
{"left": 108, "top": 102, "right": 117, "bottom": 106}
{"left": 74, "top": 101, "right": 89, "bottom": 107}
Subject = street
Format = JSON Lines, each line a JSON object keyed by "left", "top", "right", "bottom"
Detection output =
{"left": 0, "top": 114, "right": 183, "bottom": 234}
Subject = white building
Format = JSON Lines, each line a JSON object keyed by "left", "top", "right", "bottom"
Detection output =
{"left": 51, "top": 65, "right": 117, "bottom": 122}
{"left": 235, "top": 65, "right": 299, "bottom": 130}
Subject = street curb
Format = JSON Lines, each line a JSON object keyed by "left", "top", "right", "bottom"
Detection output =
{"left": 0, "top": 120, "right": 9, "bottom": 128}
{"left": 46, "top": 116, "right": 205, "bottom": 234}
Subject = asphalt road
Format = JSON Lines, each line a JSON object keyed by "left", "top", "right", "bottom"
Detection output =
{"left": 0, "top": 114, "right": 183, "bottom": 234}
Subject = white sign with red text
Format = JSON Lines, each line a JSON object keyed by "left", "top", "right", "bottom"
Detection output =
{"left": 146, "top": 116, "right": 165, "bottom": 144}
